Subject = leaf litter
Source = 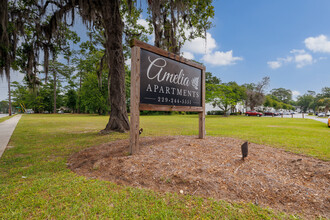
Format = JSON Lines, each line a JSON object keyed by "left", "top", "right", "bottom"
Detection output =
{"left": 68, "top": 136, "right": 329, "bottom": 218}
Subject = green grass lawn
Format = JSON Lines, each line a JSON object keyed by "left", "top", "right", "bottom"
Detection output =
{"left": 1, "top": 114, "right": 328, "bottom": 219}
{"left": 140, "top": 114, "right": 329, "bottom": 161}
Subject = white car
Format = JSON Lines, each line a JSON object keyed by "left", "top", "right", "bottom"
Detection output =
{"left": 25, "top": 109, "right": 34, "bottom": 114}
{"left": 318, "top": 112, "right": 326, "bottom": 117}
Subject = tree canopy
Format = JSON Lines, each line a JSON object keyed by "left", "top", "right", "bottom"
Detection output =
{"left": 1, "top": 0, "right": 215, "bottom": 131}
{"left": 243, "top": 77, "right": 270, "bottom": 110}
{"left": 270, "top": 88, "right": 292, "bottom": 104}
{"left": 148, "top": 0, "right": 214, "bottom": 54}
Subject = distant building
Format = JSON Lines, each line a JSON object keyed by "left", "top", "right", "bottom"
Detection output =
{"left": 206, "top": 100, "right": 302, "bottom": 115}
{"left": 206, "top": 101, "right": 245, "bottom": 114}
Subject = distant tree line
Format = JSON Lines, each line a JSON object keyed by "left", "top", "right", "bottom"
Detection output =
{"left": 6, "top": 68, "right": 328, "bottom": 116}
{"left": 204, "top": 73, "right": 329, "bottom": 115}
{"left": 296, "top": 88, "right": 330, "bottom": 113}
{"left": 205, "top": 73, "right": 292, "bottom": 115}
{"left": 0, "top": 100, "right": 9, "bottom": 113}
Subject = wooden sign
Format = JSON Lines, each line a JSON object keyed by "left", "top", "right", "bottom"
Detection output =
{"left": 130, "top": 39, "right": 206, "bottom": 154}
{"left": 140, "top": 49, "right": 202, "bottom": 107}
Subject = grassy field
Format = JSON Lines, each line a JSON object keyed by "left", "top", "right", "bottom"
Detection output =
{"left": 140, "top": 114, "right": 329, "bottom": 160}
{"left": 0, "top": 114, "right": 328, "bottom": 219}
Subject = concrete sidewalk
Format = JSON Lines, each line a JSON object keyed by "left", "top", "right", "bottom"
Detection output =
{"left": 0, "top": 114, "right": 22, "bottom": 159}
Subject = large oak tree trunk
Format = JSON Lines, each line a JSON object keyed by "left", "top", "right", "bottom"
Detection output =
{"left": 101, "top": 0, "right": 129, "bottom": 133}
{"left": 1, "top": 0, "right": 11, "bottom": 116}
{"left": 107, "top": 72, "right": 111, "bottom": 113}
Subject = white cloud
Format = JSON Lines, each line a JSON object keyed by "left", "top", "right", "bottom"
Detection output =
{"left": 292, "top": 90, "right": 300, "bottom": 96}
{"left": 267, "top": 61, "right": 282, "bottom": 69}
{"left": 279, "top": 57, "right": 293, "bottom": 63}
{"left": 182, "top": 32, "right": 217, "bottom": 54}
{"left": 137, "top": 18, "right": 149, "bottom": 30}
{"left": 181, "top": 51, "right": 194, "bottom": 60}
{"left": 268, "top": 50, "right": 314, "bottom": 69}
{"left": 290, "top": 49, "right": 314, "bottom": 68}
{"left": 268, "top": 35, "right": 330, "bottom": 69}
{"left": 136, "top": 17, "right": 154, "bottom": 44}
{"left": 304, "top": 35, "right": 330, "bottom": 53}
{"left": 292, "top": 90, "right": 300, "bottom": 101}
{"left": 202, "top": 50, "right": 243, "bottom": 66}
{"left": 290, "top": 49, "right": 305, "bottom": 54}
{"left": 267, "top": 56, "right": 293, "bottom": 69}
{"left": 181, "top": 32, "right": 242, "bottom": 66}
{"left": 294, "top": 53, "right": 313, "bottom": 68}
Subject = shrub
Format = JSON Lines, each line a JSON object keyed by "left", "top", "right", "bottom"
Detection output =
{"left": 207, "top": 110, "right": 224, "bottom": 115}
{"left": 230, "top": 112, "right": 240, "bottom": 115}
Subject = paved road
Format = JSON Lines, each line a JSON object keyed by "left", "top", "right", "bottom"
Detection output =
{"left": 305, "top": 115, "right": 329, "bottom": 124}
{"left": 265, "top": 114, "right": 328, "bottom": 124}
{"left": 0, "top": 114, "right": 22, "bottom": 159}
{"left": 0, "top": 114, "right": 9, "bottom": 118}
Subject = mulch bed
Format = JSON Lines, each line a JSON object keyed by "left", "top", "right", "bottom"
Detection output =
{"left": 68, "top": 136, "right": 330, "bottom": 218}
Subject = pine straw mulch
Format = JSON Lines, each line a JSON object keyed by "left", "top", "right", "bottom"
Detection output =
{"left": 68, "top": 136, "right": 330, "bottom": 219}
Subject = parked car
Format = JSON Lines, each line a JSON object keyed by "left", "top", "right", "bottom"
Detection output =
{"left": 318, "top": 112, "right": 326, "bottom": 117}
{"left": 245, "top": 111, "right": 263, "bottom": 117}
{"left": 25, "top": 109, "right": 34, "bottom": 114}
{"left": 264, "top": 111, "right": 275, "bottom": 116}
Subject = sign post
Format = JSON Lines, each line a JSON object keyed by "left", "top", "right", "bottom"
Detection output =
{"left": 129, "top": 45, "right": 141, "bottom": 155}
{"left": 129, "top": 39, "right": 205, "bottom": 154}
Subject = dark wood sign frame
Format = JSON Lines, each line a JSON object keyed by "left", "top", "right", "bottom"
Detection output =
{"left": 129, "top": 39, "right": 206, "bottom": 154}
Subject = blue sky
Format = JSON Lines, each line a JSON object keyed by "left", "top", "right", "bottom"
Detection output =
{"left": 181, "top": 0, "right": 330, "bottom": 99}
{"left": 1, "top": 0, "right": 330, "bottom": 101}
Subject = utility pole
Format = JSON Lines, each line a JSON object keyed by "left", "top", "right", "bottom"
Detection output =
{"left": 53, "top": 70, "right": 57, "bottom": 114}
{"left": 8, "top": 74, "right": 11, "bottom": 116}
